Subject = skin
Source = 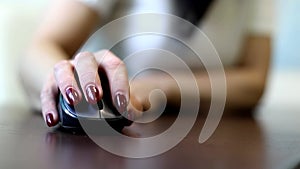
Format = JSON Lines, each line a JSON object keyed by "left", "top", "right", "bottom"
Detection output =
{"left": 20, "top": 0, "right": 271, "bottom": 126}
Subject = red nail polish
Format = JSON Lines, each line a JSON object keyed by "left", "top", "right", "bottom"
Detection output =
{"left": 66, "top": 87, "right": 80, "bottom": 105}
{"left": 114, "top": 93, "right": 127, "bottom": 113}
{"left": 86, "top": 84, "right": 100, "bottom": 104}
{"left": 46, "top": 113, "right": 55, "bottom": 127}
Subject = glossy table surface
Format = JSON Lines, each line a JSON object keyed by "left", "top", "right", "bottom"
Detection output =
{"left": 1, "top": 103, "right": 300, "bottom": 169}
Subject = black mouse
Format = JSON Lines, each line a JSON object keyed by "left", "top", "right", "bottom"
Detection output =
{"left": 57, "top": 92, "right": 132, "bottom": 133}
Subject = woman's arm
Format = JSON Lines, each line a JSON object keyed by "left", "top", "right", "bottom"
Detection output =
{"left": 131, "top": 35, "right": 271, "bottom": 111}
{"left": 20, "top": 0, "right": 100, "bottom": 110}
{"left": 20, "top": 0, "right": 142, "bottom": 126}
{"left": 221, "top": 35, "right": 271, "bottom": 109}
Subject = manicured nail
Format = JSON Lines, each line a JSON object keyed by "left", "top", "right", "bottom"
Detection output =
{"left": 114, "top": 93, "right": 127, "bottom": 113}
{"left": 86, "top": 84, "right": 100, "bottom": 104}
{"left": 65, "top": 87, "right": 80, "bottom": 105}
{"left": 46, "top": 113, "right": 55, "bottom": 127}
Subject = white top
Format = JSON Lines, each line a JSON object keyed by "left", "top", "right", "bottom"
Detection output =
{"left": 77, "top": 0, "right": 275, "bottom": 71}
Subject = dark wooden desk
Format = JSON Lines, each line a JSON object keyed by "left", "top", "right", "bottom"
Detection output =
{"left": 1, "top": 104, "right": 300, "bottom": 169}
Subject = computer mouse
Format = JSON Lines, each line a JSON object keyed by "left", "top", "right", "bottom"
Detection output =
{"left": 57, "top": 92, "right": 132, "bottom": 133}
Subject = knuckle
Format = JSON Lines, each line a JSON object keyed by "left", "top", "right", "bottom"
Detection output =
{"left": 74, "top": 52, "right": 95, "bottom": 67}
{"left": 75, "top": 51, "right": 94, "bottom": 61}
{"left": 40, "top": 88, "right": 51, "bottom": 99}
{"left": 54, "top": 60, "right": 70, "bottom": 72}
{"left": 79, "top": 71, "right": 98, "bottom": 84}
{"left": 105, "top": 56, "right": 124, "bottom": 69}
{"left": 97, "top": 49, "right": 111, "bottom": 55}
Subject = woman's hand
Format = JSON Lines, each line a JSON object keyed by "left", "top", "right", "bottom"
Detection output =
{"left": 40, "top": 50, "right": 143, "bottom": 127}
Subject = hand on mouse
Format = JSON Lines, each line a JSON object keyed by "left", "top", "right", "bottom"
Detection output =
{"left": 40, "top": 50, "right": 143, "bottom": 127}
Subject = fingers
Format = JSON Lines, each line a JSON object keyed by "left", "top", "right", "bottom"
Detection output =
{"left": 54, "top": 60, "right": 82, "bottom": 105}
{"left": 43, "top": 50, "right": 133, "bottom": 129}
{"left": 73, "top": 52, "right": 102, "bottom": 104}
{"left": 94, "top": 50, "right": 130, "bottom": 114}
{"left": 40, "top": 74, "right": 59, "bottom": 127}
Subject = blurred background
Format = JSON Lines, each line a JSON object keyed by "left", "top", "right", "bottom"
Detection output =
{"left": 0, "top": 0, "right": 299, "bottom": 112}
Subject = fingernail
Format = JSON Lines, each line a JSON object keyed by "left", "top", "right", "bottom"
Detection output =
{"left": 86, "top": 84, "right": 100, "bottom": 104}
{"left": 65, "top": 87, "right": 80, "bottom": 105}
{"left": 46, "top": 113, "right": 55, "bottom": 127}
{"left": 114, "top": 93, "right": 127, "bottom": 113}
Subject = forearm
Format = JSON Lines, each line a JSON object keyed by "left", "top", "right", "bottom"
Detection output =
{"left": 222, "top": 68, "right": 266, "bottom": 109}
{"left": 140, "top": 68, "right": 266, "bottom": 112}
{"left": 168, "top": 36, "right": 270, "bottom": 110}
{"left": 195, "top": 68, "right": 266, "bottom": 109}
{"left": 136, "top": 35, "right": 270, "bottom": 112}
{"left": 19, "top": 0, "right": 100, "bottom": 110}
{"left": 20, "top": 40, "right": 70, "bottom": 110}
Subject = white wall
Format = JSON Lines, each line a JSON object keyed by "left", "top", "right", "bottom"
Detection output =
{"left": 0, "top": 1, "right": 49, "bottom": 107}
{"left": 273, "top": 0, "right": 300, "bottom": 70}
